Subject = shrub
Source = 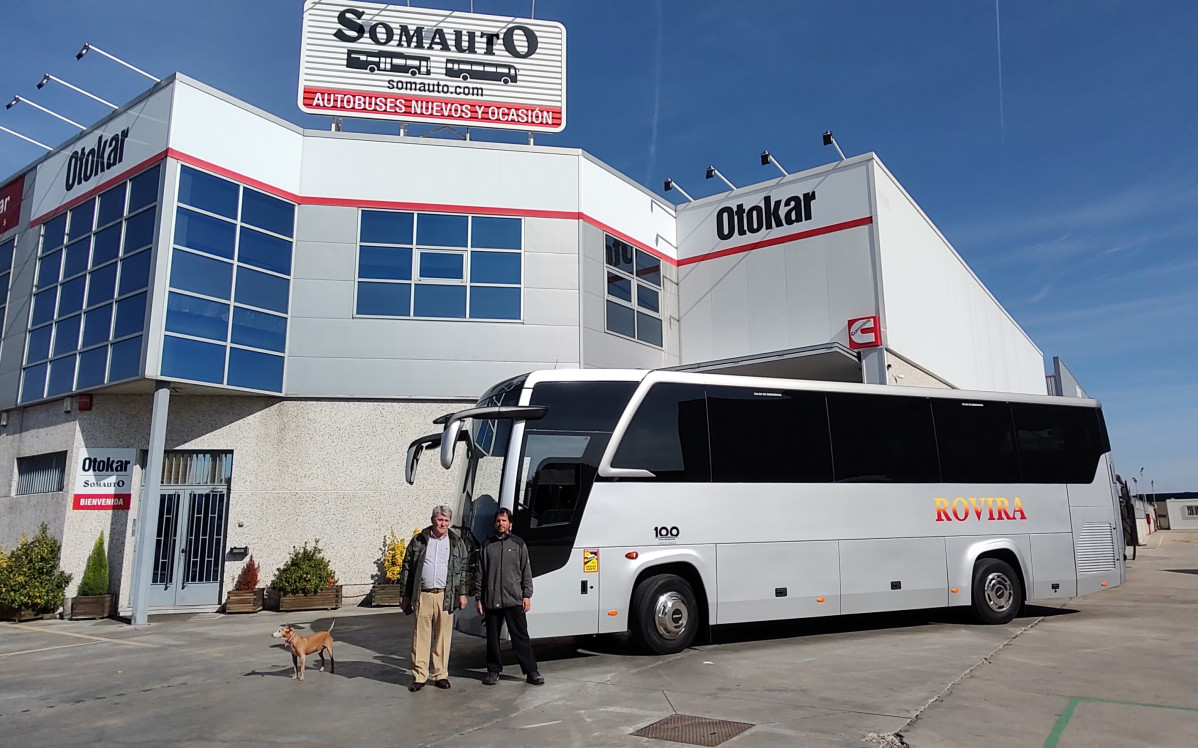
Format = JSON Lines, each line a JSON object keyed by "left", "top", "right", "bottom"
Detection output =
{"left": 0, "top": 524, "right": 73, "bottom": 614}
{"left": 77, "top": 532, "right": 110, "bottom": 597}
{"left": 234, "top": 555, "right": 261, "bottom": 591}
{"left": 379, "top": 529, "right": 408, "bottom": 583}
{"left": 271, "top": 542, "right": 338, "bottom": 596}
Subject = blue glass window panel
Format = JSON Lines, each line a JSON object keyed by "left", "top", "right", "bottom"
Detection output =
{"left": 178, "top": 166, "right": 238, "bottom": 219}
{"left": 26, "top": 325, "right": 52, "bottom": 364}
{"left": 171, "top": 249, "right": 232, "bottom": 300}
{"left": 637, "top": 284, "right": 660, "bottom": 313}
{"left": 231, "top": 307, "right": 286, "bottom": 352}
{"left": 87, "top": 264, "right": 118, "bottom": 308}
{"left": 358, "top": 246, "right": 412, "bottom": 281}
{"left": 235, "top": 267, "right": 289, "bottom": 313}
{"left": 227, "top": 348, "right": 284, "bottom": 392}
{"left": 161, "top": 335, "right": 224, "bottom": 384}
{"left": 470, "top": 251, "right": 521, "bottom": 284}
{"left": 238, "top": 227, "right": 292, "bottom": 275}
{"left": 471, "top": 217, "right": 522, "bottom": 249}
{"left": 360, "top": 211, "right": 413, "bottom": 244}
{"left": 417, "top": 214, "right": 468, "bottom": 247}
{"left": 76, "top": 347, "right": 108, "bottom": 389}
{"left": 0, "top": 239, "right": 13, "bottom": 271}
{"left": 607, "top": 272, "right": 632, "bottom": 302}
{"left": 241, "top": 189, "right": 294, "bottom": 237}
{"left": 68, "top": 199, "right": 95, "bottom": 239}
{"left": 356, "top": 282, "right": 410, "bottom": 316}
{"left": 31, "top": 289, "right": 57, "bottom": 326}
{"left": 58, "top": 276, "right": 86, "bottom": 316}
{"left": 123, "top": 208, "right": 156, "bottom": 253}
{"left": 113, "top": 292, "right": 147, "bottom": 338}
{"left": 46, "top": 355, "right": 77, "bottom": 396}
{"left": 128, "top": 165, "right": 160, "bottom": 211}
{"left": 53, "top": 315, "right": 81, "bottom": 356}
{"left": 63, "top": 237, "right": 91, "bottom": 278}
{"left": 606, "top": 300, "right": 635, "bottom": 338}
{"left": 92, "top": 224, "right": 122, "bottom": 266}
{"left": 43, "top": 214, "right": 67, "bottom": 251}
{"left": 413, "top": 284, "right": 466, "bottom": 318}
{"left": 637, "top": 311, "right": 663, "bottom": 347}
{"left": 165, "top": 292, "right": 229, "bottom": 342}
{"left": 82, "top": 305, "right": 113, "bottom": 348}
{"left": 108, "top": 336, "right": 142, "bottom": 381}
{"left": 635, "top": 250, "right": 662, "bottom": 287}
{"left": 419, "top": 252, "right": 464, "bottom": 280}
{"left": 97, "top": 183, "right": 126, "bottom": 227}
{"left": 469, "top": 286, "right": 520, "bottom": 320}
{"left": 37, "top": 250, "right": 62, "bottom": 289}
{"left": 175, "top": 208, "right": 234, "bottom": 258}
{"left": 21, "top": 363, "right": 47, "bottom": 402}
{"left": 118, "top": 250, "right": 151, "bottom": 295}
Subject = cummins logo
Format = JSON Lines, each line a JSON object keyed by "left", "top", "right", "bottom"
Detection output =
{"left": 65, "top": 128, "right": 130, "bottom": 192}
{"left": 715, "top": 190, "right": 816, "bottom": 241}
{"left": 334, "top": 8, "right": 540, "bottom": 58}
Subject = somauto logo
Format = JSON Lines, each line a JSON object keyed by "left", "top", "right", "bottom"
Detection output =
{"left": 934, "top": 496, "right": 1027, "bottom": 521}
{"left": 334, "top": 8, "right": 540, "bottom": 59}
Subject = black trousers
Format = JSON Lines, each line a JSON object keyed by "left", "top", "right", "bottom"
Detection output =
{"left": 483, "top": 606, "right": 538, "bottom": 675}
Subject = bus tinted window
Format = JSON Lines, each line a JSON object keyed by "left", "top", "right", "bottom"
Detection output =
{"left": 707, "top": 386, "right": 832, "bottom": 482}
{"left": 932, "top": 400, "right": 1020, "bottom": 483}
{"left": 1012, "top": 403, "right": 1104, "bottom": 483}
{"left": 611, "top": 383, "right": 710, "bottom": 481}
{"left": 530, "top": 381, "right": 637, "bottom": 432}
{"left": 828, "top": 393, "right": 939, "bottom": 482}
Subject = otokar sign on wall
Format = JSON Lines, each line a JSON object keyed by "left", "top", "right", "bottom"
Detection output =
{"left": 72, "top": 449, "right": 136, "bottom": 510}
{"left": 299, "top": 1, "right": 566, "bottom": 132}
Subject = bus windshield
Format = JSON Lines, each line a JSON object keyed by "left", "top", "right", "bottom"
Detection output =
{"left": 455, "top": 378, "right": 523, "bottom": 544}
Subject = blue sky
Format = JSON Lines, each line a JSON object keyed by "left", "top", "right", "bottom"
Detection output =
{"left": 1, "top": 1, "right": 1194, "bottom": 491}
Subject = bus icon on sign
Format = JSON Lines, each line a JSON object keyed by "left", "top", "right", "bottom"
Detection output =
{"left": 848, "top": 316, "right": 881, "bottom": 349}
{"left": 445, "top": 59, "right": 518, "bottom": 84}
{"left": 346, "top": 49, "right": 431, "bottom": 76}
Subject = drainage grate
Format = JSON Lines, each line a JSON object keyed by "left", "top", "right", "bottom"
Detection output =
{"left": 631, "top": 714, "right": 754, "bottom": 747}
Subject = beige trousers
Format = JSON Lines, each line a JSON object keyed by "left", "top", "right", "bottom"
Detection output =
{"left": 410, "top": 590, "right": 453, "bottom": 682}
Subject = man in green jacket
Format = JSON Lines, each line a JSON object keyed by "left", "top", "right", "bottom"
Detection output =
{"left": 398, "top": 505, "right": 471, "bottom": 692}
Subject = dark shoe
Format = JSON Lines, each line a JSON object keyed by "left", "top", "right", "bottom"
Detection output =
{"left": 409, "top": 680, "right": 425, "bottom": 692}
{"left": 482, "top": 672, "right": 500, "bottom": 686}
{"left": 434, "top": 678, "right": 451, "bottom": 689}
{"left": 526, "top": 671, "right": 545, "bottom": 685}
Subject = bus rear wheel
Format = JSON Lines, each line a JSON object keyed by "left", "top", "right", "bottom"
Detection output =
{"left": 970, "top": 558, "right": 1022, "bottom": 624}
{"left": 632, "top": 574, "right": 698, "bottom": 654}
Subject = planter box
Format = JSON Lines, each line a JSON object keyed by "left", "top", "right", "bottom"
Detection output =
{"left": 225, "top": 588, "right": 264, "bottom": 614}
{"left": 0, "top": 607, "right": 56, "bottom": 622}
{"left": 371, "top": 584, "right": 404, "bottom": 607}
{"left": 70, "top": 594, "right": 114, "bottom": 620}
{"left": 278, "top": 585, "right": 342, "bottom": 612}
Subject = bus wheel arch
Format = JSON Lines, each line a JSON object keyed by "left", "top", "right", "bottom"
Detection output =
{"left": 367, "top": 65, "right": 378, "bottom": 73}
{"left": 970, "top": 552, "right": 1025, "bottom": 624}
{"left": 630, "top": 563, "right": 707, "bottom": 654}
{"left": 501, "top": 76, "right": 511, "bottom": 84}
{"left": 460, "top": 73, "right": 470, "bottom": 81}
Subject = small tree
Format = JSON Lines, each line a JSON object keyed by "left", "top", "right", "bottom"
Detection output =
{"left": 379, "top": 529, "right": 408, "bottom": 584}
{"left": 77, "top": 532, "right": 110, "bottom": 597}
{"left": 272, "top": 542, "right": 338, "bottom": 596}
{"left": 234, "top": 555, "right": 261, "bottom": 591}
{"left": 0, "top": 524, "right": 72, "bottom": 614}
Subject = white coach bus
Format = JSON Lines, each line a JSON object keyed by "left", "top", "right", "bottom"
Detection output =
{"left": 406, "top": 369, "right": 1124, "bottom": 654}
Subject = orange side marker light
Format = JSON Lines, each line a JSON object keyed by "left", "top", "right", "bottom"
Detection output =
{"left": 1101, "top": 581, "right": 1108, "bottom": 587}
{"left": 951, "top": 588, "right": 959, "bottom": 594}
{"left": 608, "top": 610, "right": 618, "bottom": 616}
{"left": 625, "top": 551, "right": 638, "bottom": 560}
{"left": 816, "top": 597, "right": 825, "bottom": 603}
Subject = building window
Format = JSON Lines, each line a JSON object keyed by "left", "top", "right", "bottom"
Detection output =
{"left": 161, "top": 165, "right": 294, "bottom": 393}
{"left": 355, "top": 211, "right": 521, "bottom": 321}
{"left": 1187, "top": 505, "right": 1198, "bottom": 518}
{"left": 16, "top": 452, "right": 67, "bottom": 495}
{"left": 20, "top": 165, "right": 161, "bottom": 404}
{"left": 604, "top": 234, "right": 662, "bottom": 347}
{"left": 0, "top": 236, "right": 13, "bottom": 355}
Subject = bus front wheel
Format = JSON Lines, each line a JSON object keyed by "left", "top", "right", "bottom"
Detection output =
{"left": 970, "top": 558, "right": 1022, "bottom": 624}
{"left": 632, "top": 574, "right": 698, "bottom": 654}
{"left": 460, "top": 73, "right": 470, "bottom": 81}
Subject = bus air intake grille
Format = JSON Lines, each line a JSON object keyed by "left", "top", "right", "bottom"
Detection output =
{"left": 1076, "top": 522, "right": 1116, "bottom": 574}
{"left": 631, "top": 714, "right": 754, "bottom": 746}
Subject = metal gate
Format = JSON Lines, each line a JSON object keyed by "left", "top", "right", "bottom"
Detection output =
{"left": 146, "top": 452, "right": 233, "bottom": 609}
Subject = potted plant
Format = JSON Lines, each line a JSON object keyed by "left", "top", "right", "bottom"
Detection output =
{"left": 370, "top": 529, "right": 410, "bottom": 606}
{"left": 70, "top": 532, "right": 114, "bottom": 619}
{"left": 225, "top": 555, "right": 263, "bottom": 613}
{"left": 272, "top": 542, "right": 342, "bottom": 612}
{"left": 0, "top": 524, "right": 73, "bottom": 622}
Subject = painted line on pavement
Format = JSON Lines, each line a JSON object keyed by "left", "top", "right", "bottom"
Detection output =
{"left": 0, "top": 641, "right": 98, "bottom": 658}
{"left": 1044, "top": 697, "right": 1198, "bottom": 748}
{"left": 8, "top": 623, "right": 161, "bottom": 648}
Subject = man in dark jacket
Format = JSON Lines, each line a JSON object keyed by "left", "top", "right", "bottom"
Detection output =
{"left": 474, "top": 507, "right": 543, "bottom": 685}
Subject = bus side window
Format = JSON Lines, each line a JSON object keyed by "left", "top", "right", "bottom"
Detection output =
{"left": 611, "top": 382, "right": 710, "bottom": 481}
{"left": 527, "top": 462, "right": 583, "bottom": 528}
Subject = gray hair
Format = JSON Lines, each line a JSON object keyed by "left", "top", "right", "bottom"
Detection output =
{"left": 431, "top": 505, "right": 453, "bottom": 521}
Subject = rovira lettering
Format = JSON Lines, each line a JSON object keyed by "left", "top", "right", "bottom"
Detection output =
{"left": 933, "top": 496, "right": 1028, "bottom": 521}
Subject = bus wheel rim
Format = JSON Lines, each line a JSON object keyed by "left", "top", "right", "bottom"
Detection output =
{"left": 653, "top": 591, "right": 688, "bottom": 639}
{"left": 983, "top": 572, "right": 1013, "bottom": 613}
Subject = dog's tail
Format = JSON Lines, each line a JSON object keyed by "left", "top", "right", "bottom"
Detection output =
{"left": 328, "top": 619, "right": 335, "bottom": 633}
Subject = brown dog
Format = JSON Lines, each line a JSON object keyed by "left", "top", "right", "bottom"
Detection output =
{"left": 272, "top": 621, "right": 335, "bottom": 681}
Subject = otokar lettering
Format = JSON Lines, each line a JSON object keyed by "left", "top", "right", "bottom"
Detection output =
{"left": 81, "top": 456, "right": 132, "bottom": 473}
{"left": 65, "top": 128, "right": 130, "bottom": 192}
{"left": 716, "top": 191, "right": 815, "bottom": 241}
{"left": 334, "top": 8, "right": 539, "bottom": 59}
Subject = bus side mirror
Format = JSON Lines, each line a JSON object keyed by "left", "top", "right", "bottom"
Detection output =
{"left": 441, "top": 419, "right": 464, "bottom": 469}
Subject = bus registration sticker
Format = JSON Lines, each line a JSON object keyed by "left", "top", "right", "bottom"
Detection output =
{"left": 583, "top": 549, "right": 599, "bottom": 573}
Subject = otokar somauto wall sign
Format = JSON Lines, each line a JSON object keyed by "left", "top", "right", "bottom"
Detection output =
{"left": 299, "top": 1, "right": 566, "bottom": 132}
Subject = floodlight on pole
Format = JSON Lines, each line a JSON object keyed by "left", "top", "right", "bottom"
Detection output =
{"left": 37, "top": 73, "right": 117, "bottom": 109}
{"left": 822, "top": 130, "right": 847, "bottom": 161}
{"left": 705, "top": 165, "right": 736, "bottom": 190}
{"left": 76, "top": 43, "right": 160, "bottom": 83}
{"left": 663, "top": 178, "right": 694, "bottom": 202}
{"left": 0, "top": 124, "right": 50, "bottom": 150}
{"left": 6, "top": 95, "right": 85, "bottom": 129}
{"left": 760, "top": 150, "right": 789, "bottom": 176}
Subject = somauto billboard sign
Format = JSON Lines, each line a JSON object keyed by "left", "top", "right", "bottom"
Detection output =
{"left": 72, "top": 449, "right": 136, "bottom": 510}
{"left": 299, "top": 1, "right": 566, "bottom": 132}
